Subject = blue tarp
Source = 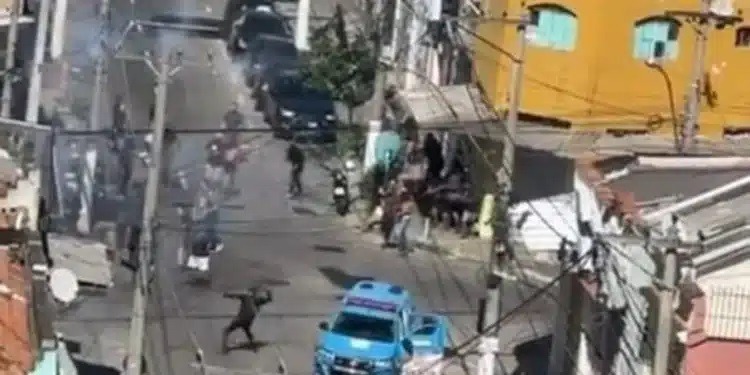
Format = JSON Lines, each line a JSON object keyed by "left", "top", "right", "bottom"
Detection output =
{"left": 374, "top": 131, "right": 401, "bottom": 167}
{"left": 31, "top": 350, "right": 58, "bottom": 375}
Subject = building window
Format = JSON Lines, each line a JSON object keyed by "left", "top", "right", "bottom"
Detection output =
{"left": 528, "top": 5, "right": 578, "bottom": 51}
{"left": 736, "top": 27, "right": 750, "bottom": 47}
{"left": 633, "top": 18, "right": 680, "bottom": 60}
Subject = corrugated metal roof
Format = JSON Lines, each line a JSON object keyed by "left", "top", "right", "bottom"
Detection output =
{"left": 401, "top": 84, "right": 495, "bottom": 125}
{"left": 704, "top": 285, "right": 750, "bottom": 341}
{"left": 610, "top": 168, "right": 748, "bottom": 204}
{"left": 48, "top": 234, "right": 113, "bottom": 287}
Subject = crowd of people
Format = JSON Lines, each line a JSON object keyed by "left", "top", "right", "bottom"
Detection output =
{"left": 366, "top": 133, "right": 479, "bottom": 252}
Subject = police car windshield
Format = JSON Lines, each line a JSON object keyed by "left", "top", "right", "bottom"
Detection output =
{"left": 331, "top": 312, "right": 395, "bottom": 343}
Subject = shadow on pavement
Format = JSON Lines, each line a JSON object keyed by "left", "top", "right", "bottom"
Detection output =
{"left": 292, "top": 205, "right": 320, "bottom": 216}
{"left": 229, "top": 340, "right": 270, "bottom": 353}
{"left": 313, "top": 244, "right": 346, "bottom": 254}
{"left": 72, "top": 358, "right": 121, "bottom": 375}
{"left": 318, "top": 266, "right": 373, "bottom": 289}
{"left": 511, "top": 334, "right": 552, "bottom": 375}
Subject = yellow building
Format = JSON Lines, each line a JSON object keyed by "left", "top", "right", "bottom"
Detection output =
{"left": 474, "top": 0, "right": 750, "bottom": 138}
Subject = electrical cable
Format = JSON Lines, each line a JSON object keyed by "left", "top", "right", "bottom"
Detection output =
{"left": 608, "top": 255, "right": 686, "bottom": 375}
{"left": 412, "top": 251, "right": 594, "bottom": 375}
{"left": 417, "top": 19, "right": 634, "bottom": 374}
{"left": 397, "top": 1, "right": 662, "bottom": 122}
{"left": 601, "top": 239, "right": 699, "bottom": 375}
{"left": 373, "top": 18, "right": 583, "bottom": 374}
{"left": 454, "top": 23, "right": 660, "bottom": 121}
{"left": 446, "top": 28, "right": 580, "bottom": 237}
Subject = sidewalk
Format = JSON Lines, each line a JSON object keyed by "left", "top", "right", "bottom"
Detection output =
{"left": 338, "top": 210, "right": 560, "bottom": 284}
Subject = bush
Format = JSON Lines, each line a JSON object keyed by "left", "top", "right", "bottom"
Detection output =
{"left": 335, "top": 123, "right": 366, "bottom": 160}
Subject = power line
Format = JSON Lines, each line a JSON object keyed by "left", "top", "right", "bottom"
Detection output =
{"left": 413, "top": 251, "right": 594, "bottom": 375}
{"left": 454, "top": 23, "right": 659, "bottom": 121}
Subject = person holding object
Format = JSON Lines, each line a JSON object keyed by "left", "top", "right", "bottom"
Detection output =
{"left": 221, "top": 285, "right": 273, "bottom": 353}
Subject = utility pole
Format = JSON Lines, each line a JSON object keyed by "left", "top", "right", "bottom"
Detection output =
{"left": 665, "top": 2, "right": 742, "bottom": 152}
{"left": 653, "top": 215, "right": 683, "bottom": 375}
{"left": 476, "top": 15, "right": 529, "bottom": 375}
{"left": 369, "top": 0, "right": 387, "bottom": 124}
{"left": 1, "top": 0, "right": 22, "bottom": 118}
{"left": 89, "top": 0, "right": 110, "bottom": 130}
{"left": 124, "top": 54, "right": 169, "bottom": 375}
{"left": 115, "top": 20, "right": 218, "bottom": 375}
{"left": 546, "top": 241, "right": 585, "bottom": 375}
{"left": 26, "top": 0, "right": 54, "bottom": 124}
{"left": 363, "top": 0, "right": 386, "bottom": 170}
{"left": 294, "top": 0, "right": 311, "bottom": 51}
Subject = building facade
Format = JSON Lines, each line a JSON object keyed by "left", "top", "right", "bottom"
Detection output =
{"left": 475, "top": 0, "right": 750, "bottom": 138}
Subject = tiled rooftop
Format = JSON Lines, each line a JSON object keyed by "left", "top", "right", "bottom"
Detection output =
{"left": 704, "top": 285, "right": 750, "bottom": 341}
{"left": 0, "top": 247, "right": 33, "bottom": 374}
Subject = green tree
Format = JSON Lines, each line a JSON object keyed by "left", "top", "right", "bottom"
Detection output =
{"left": 303, "top": 5, "right": 377, "bottom": 160}
{"left": 304, "top": 5, "right": 376, "bottom": 125}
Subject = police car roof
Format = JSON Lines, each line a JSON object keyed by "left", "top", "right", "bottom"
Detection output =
{"left": 344, "top": 280, "right": 410, "bottom": 307}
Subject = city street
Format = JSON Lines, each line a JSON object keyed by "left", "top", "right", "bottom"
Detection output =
{"left": 54, "top": 1, "right": 557, "bottom": 374}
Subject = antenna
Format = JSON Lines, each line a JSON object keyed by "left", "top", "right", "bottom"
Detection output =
{"left": 710, "top": 0, "right": 734, "bottom": 16}
{"left": 49, "top": 268, "right": 79, "bottom": 305}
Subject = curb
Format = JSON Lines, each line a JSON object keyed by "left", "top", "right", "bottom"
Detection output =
{"left": 337, "top": 212, "right": 559, "bottom": 285}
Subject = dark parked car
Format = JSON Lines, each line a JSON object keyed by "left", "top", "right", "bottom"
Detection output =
{"left": 243, "top": 35, "right": 298, "bottom": 91}
{"left": 221, "top": 0, "right": 276, "bottom": 38}
{"left": 259, "top": 73, "right": 338, "bottom": 143}
{"left": 253, "top": 62, "right": 303, "bottom": 109}
{"left": 227, "top": 10, "right": 290, "bottom": 53}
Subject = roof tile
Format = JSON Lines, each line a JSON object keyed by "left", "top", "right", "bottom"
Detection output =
{"left": 0, "top": 248, "right": 33, "bottom": 373}
{"left": 704, "top": 285, "right": 750, "bottom": 341}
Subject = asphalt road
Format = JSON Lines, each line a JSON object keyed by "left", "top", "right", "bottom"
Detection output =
{"left": 54, "top": 1, "right": 557, "bottom": 374}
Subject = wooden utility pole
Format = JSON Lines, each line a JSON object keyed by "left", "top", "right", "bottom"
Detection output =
{"left": 665, "top": 2, "right": 742, "bottom": 152}
{"left": 476, "top": 15, "right": 529, "bottom": 375}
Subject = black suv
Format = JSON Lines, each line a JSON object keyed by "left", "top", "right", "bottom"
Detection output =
{"left": 259, "top": 72, "right": 338, "bottom": 143}
{"left": 243, "top": 35, "right": 299, "bottom": 91}
{"left": 227, "top": 10, "right": 290, "bottom": 53}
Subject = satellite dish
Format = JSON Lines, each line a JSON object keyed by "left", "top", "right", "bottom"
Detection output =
{"left": 49, "top": 268, "right": 79, "bottom": 304}
{"left": 710, "top": 0, "right": 734, "bottom": 16}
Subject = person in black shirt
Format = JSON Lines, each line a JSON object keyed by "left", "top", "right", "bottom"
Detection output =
{"left": 112, "top": 95, "right": 127, "bottom": 132}
{"left": 223, "top": 101, "right": 244, "bottom": 130}
{"left": 285, "top": 143, "right": 305, "bottom": 197}
{"left": 221, "top": 286, "right": 273, "bottom": 353}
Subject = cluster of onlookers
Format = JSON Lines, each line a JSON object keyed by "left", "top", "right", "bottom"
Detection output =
{"left": 365, "top": 133, "right": 479, "bottom": 251}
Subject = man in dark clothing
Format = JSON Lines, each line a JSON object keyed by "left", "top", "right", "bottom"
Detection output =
{"left": 112, "top": 95, "right": 127, "bottom": 132}
{"left": 285, "top": 143, "right": 305, "bottom": 197}
{"left": 221, "top": 286, "right": 273, "bottom": 353}
{"left": 223, "top": 102, "right": 244, "bottom": 130}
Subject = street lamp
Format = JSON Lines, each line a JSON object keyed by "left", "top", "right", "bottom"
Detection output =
{"left": 644, "top": 43, "right": 681, "bottom": 153}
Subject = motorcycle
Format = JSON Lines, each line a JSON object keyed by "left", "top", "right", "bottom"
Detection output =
{"left": 331, "top": 169, "right": 350, "bottom": 216}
